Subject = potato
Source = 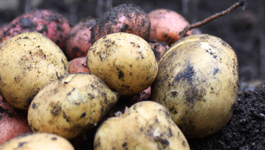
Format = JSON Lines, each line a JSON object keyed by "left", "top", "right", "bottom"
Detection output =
{"left": 90, "top": 4, "right": 151, "bottom": 45}
{"left": 65, "top": 19, "right": 96, "bottom": 60}
{"left": 87, "top": 32, "right": 158, "bottom": 96}
{"left": 0, "top": 95, "right": 31, "bottom": 145}
{"left": 151, "top": 34, "right": 239, "bottom": 138}
{"left": 149, "top": 41, "right": 169, "bottom": 62}
{"left": 0, "top": 9, "right": 71, "bottom": 50}
{"left": 28, "top": 73, "right": 119, "bottom": 139}
{"left": 0, "top": 133, "right": 74, "bottom": 150}
{"left": 148, "top": 9, "right": 192, "bottom": 46}
{"left": 0, "top": 32, "right": 69, "bottom": 110}
{"left": 94, "top": 101, "right": 190, "bottom": 150}
{"left": 69, "top": 57, "right": 90, "bottom": 73}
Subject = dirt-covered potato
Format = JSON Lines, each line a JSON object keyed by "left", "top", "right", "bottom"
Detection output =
{"left": 69, "top": 57, "right": 90, "bottom": 73}
{"left": 149, "top": 41, "right": 169, "bottom": 62}
{"left": 0, "top": 32, "right": 69, "bottom": 110}
{"left": 151, "top": 34, "right": 239, "bottom": 138}
{"left": 90, "top": 4, "right": 151, "bottom": 45}
{"left": 148, "top": 9, "right": 192, "bottom": 46}
{"left": 94, "top": 101, "right": 190, "bottom": 150}
{"left": 28, "top": 73, "right": 119, "bottom": 139}
{"left": 0, "top": 95, "right": 31, "bottom": 145}
{"left": 87, "top": 32, "right": 158, "bottom": 96}
{"left": 0, "top": 133, "right": 74, "bottom": 150}
{"left": 0, "top": 9, "right": 71, "bottom": 50}
{"left": 65, "top": 19, "right": 96, "bottom": 60}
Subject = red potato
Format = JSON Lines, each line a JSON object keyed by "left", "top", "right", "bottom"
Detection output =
{"left": 90, "top": 4, "right": 151, "bottom": 45}
{"left": 65, "top": 19, "right": 96, "bottom": 60}
{"left": 148, "top": 9, "right": 193, "bottom": 46}
{"left": 0, "top": 9, "right": 71, "bottom": 50}
{"left": 69, "top": 57, "right": 90, "bottom": 73}
{"left": 0, "top": 95, "right": 31, "bottom": 145}
{"left": 149, "top": 41, "right": 169, "bottom": 62}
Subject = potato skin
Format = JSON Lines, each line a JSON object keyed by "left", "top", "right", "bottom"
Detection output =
{"left": 94, "top": 101, "right": 190, "bottom": 150}
{"left": 65, "top": 19, "right": 96, "bottom": 60}
{"left": 28, "top": 73, "right": 119, "bottom": 139}
{"left": 0, "top": 32, "right": 69, "bottom": 110}
{"left": 69, "top": 57, "right": 90, "bottom": 73}
{"left": 0, "top": 95, "right": 31, "bottom": 145}
{"left": 151, "top": 34, "right": 239, "bottom": 138}
{"left": 87, "top": 32, "right": 158, "bottom": 96}
{"left": 90, "top": 4, "right": 151, "bottom": 44}
{"left": 148, "top": 9, "right": 192, "bottom": 46}
{"left": 0, "top": 9, "right": 71, "bottom": 50}
{"left": 0, "top": 133, "right": 74, "bottom": 150}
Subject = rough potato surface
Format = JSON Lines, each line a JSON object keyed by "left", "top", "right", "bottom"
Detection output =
{"left": 0, "top": 32, "right": 69, "bottom": 110}
{"left": 94, "top": 101, "right": 190, "bottom": 150}
{"left": 28, "top": 73, "right": 119, "bottom": 139}
{"left": 151, "top": 34, "right": 239, "bottom": 138}
{"left": 87, "top": 32, "right": 158, "bottom": 96}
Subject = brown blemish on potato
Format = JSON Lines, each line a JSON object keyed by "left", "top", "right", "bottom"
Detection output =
{"left": 80, "top": 112, "right": 86, "bottom": 118}
{"left": 51, "top": 137, "right": 57, "bottom": 140}
{"left": 50, "top": 101, "right": 62, "bottom": 116}
{"left": 213, "top": 68, "right": 219, "bottom": 75}
{"left": 154, "top": 136, "right": 169, "bottom": 148}
{"left": 17, "top": 141, "right": 27, "bottom": 147}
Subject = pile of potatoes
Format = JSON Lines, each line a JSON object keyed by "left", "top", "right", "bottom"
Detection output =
{"left": 0, "top": 3, "right": 239, "bottom": 150}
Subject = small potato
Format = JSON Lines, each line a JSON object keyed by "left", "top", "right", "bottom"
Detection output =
{"left": 0, "top": 95, "right": 31, "bottom": 145}
{"left": 69, "top": 57, "right": 90, "bottom": 73}
{"left": 149, "top": 41, "right": 169, "bottom": 62}
{"left": 0, "top": 133, "right": 74, "bottom": 150}
{"left": 0, "top": 9, "right": 71, "bottom": 50}
{"left": 151, "top": 34, "right": 239, "bottom": 138}
{"left": 148, "top": 9, "right": 192, "bottom": 46}
{"left": 94, "top": 101, "right": 190, "bottom": 150}
{"left": 28, "top": 73, "right": 119, "bottom": 139}
{"left": 65, "top": 19, "right": 96, "bottom": 60}
{"left": 0, "top": 32, "right": 69, "bottom": 110}
{"left": 87, "top": 32, "right": 158, "bottom": 96}
{"left": 90, "top": 4, "right": 151, "bottom": 44}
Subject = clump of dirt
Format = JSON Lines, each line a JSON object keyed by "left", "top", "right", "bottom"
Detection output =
{"left": 189, "top": 83, "right": 265, "bottom": 150}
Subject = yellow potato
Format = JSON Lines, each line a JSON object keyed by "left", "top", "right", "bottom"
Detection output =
{"left": 28, "top": 73, "right": 119, "bottom": 139}
{"left": 0, "top": 32, "right": 69, "bottom": 110}
{"left": 151, "top": 34, "right": 239, "bottom": 138}
{"left": 94, "top": 101, "right": 190, "bottom": 150}
{"left": 0, "top": 133, "right": 74, "bottom": 150}
{"left": 87, "top": 32, "right": 158, "bottom": 96}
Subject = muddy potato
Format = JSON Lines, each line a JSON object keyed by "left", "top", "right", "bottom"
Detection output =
{"left": 28, "top": 73, "right": 119, "bottom": 139}
{"left": 69, "top": 57, "right": 90, "bottom": 73}
{"left": 0, "top": 32, "right": 69, "bottom": 110}
{"left": 94, "top": 101, "right": 190, "bottom": 150}
{"left": 0, "top": 95, "right": 31, "bottom": 145}
{"left": 87, "top": 32, "right": 158, "bottom": 96}
{"left": 0, "top": 133, "right": 74, "bottom": 150}
{"left": 151, "top": 34, "right": 239, "bottom": 138}
{"left": 90, "top": 4, "right": 151, "bottom": 45}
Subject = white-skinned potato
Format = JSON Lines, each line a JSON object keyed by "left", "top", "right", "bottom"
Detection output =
{"left": 28, "top": 73, "right": 119, "bottom": 139}
{"left": 151, "top": 34, "right": 239, "bottom": 138}
{"left": 94, "top": 101, "right": 190, "bottom": 150}
{"left": 0, "top": 32, "right": 69, "bottom": 110}
{"left": 87, "top": 32, "right": 158, "bottom": 96}
{"left": 0, "top": 133, "right": 74, "bottom": 150}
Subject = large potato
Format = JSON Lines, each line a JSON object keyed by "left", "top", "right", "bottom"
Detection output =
{"left": 87, "top": 32, "right": 158, "bottom": 96}
{"left": 0, "top": 32, "right": 69, "bottom": 110}
{"left": 151, "top": 34, "right": 239, "bottom": 138}
{"left": 94, "top": 101, "right": 190, "bottom": 150}
{"left": 0, "top": 133, "right": 74, "bottom": 150}
{"left": 28, "top": 73, "right": 119, "bottom": 139}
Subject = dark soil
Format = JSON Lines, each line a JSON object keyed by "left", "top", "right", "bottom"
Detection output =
{"left": 0, "top": 0, "right": 264, "bottom": 149}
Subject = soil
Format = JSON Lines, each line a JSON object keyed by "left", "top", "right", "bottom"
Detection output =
{"left": 0, "top": 0, "right": 264, "bottom": 149}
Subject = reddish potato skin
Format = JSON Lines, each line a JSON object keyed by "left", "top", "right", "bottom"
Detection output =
{"left": 90, "top": 4, "right": 151, "bottom": 45}
{"left": 65, "top": 19, "right": 96, "bottom": 60}
{"left": 149, "top": 41, "right": 169, "bottom": 62}
{"left": 148, "top": 9, "right": 192, "bottom": 46}
{"left": 0, "top": 95, "right": 31, "bottom": 145}
{"left": 0, "top": 9, "right": 71, "bottom": 50}
{"left": 69, "top": 57, "right": 90, "bottom": 73}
